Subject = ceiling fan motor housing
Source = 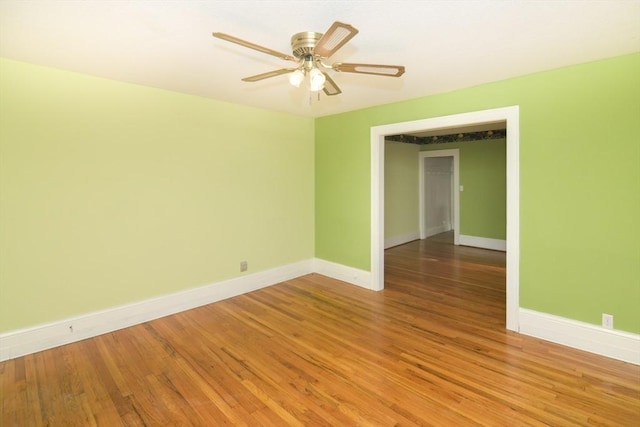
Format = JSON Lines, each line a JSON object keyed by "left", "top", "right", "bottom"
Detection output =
{"left": 291, "top": 31, "right": 322, "bottom": 59}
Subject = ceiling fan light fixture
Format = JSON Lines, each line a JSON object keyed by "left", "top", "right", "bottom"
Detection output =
{"left": 213, "top": 21, "right": 405, "bottom": 97}
{"left": 289, "top": 69, "right": 305, "bottom": 87}
{"left": 309, "top": 67, "right": 326, "bottom": 92}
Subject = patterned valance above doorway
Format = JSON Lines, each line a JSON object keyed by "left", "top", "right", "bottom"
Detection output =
{"left": 387, "top": 129, "right": 507, "bottom": 145}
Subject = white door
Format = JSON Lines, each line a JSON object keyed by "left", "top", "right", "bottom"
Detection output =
{"left": 424, "top": 156, "right": 453, "bottom": 237}
{"left": 419, "top": 149, "right": 460, "bottom": 245}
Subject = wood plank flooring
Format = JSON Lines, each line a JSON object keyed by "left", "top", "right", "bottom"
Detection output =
{"left": 2, "top": 235, "right": 639, "bottom": 426}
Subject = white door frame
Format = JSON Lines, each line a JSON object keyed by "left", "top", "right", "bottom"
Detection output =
{"left": 419, "top": 149, "right": 460, "bottom": 245}
{"left": 371, "top": 106, "right": 520, "bottom": 331}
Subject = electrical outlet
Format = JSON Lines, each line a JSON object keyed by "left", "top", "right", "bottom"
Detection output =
{"left": 602, "top": 313, "right": 614, "bottom": 329}
{"left": 240, "top": 261, "right": 248, "bottom": 272}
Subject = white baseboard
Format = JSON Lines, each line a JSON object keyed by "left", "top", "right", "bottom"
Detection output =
{"left": 423, "top": 224, "right": 451, "bottom": 239}
{"left": 459, "top": 234, "right": 506, "bottom": 251}
{"left": 0, "top": 260, "right": 314, "bottom": 362}
{"left": 384, "top": 231, "right": 420, "bottom": 249}
{"left": 0, "top": 258, "right": 374, "bottom": 362}
{"left": 7, "top": 262, "right": 637, "bottom": 366}
{"left": 312, "top": 258, "right": 373, "bottom": 290}
{"left": 519, "top": 308, "right": 640, "bottom": 365}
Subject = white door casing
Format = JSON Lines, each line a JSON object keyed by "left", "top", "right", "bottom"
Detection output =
{"left": 371, "top": 106, "right": 520, "bottom": 331}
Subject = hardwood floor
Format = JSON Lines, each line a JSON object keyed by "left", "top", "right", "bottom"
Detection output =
{"left": 2, "top": 236, "right": 639, "bottom": 426}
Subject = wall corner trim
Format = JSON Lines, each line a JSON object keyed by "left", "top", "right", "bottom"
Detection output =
{"left": 519, "top": 308, "right": 640, "bottom": 365}
{"left": 312, "top": 258, "right": 373, "bottom": 290}
{"left": 385, "top": 231, "right": 420, "bottom": 249}
{"left": 459, "top": 235, "right": 507, "bottom": 251}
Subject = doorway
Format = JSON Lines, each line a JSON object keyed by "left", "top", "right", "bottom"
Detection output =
{"left": 370, "top": 106, "right": 520, "bottom": 331}
{"left": 419, "top": 149, "right": 460, "bottom": 245}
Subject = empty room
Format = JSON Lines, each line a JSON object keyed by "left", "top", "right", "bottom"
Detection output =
{"left": 1, "top": 1, "right": 639, "bottom": 425}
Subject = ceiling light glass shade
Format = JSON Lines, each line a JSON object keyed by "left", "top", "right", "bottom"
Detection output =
{"left": 289, "top": 69, "right": 305, "bottom": 87}
{"left": 308, "top": 68, "right": 326, "bottom": 92}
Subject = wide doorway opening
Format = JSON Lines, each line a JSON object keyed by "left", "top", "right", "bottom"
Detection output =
{"left": 370, "top": 106, "right": 520, "bottom": 331}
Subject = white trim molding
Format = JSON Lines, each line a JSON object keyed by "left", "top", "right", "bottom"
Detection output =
{"left": 0, "top": 260, "right": 314, "bottom": 362}
{"left": 385, "top": 231, "right": 420, "bottom": 249}
{"left": 519, "top": 308, "right": 640, "bottom": 365}
{"left": 312, "top": 258, "right": 372, "bottom": 290}
{"left": 423, "top": 225, "right": 451, "bottom": 239}
{"left": 459, "top": 235, "right": 507, "bottom": 251}
{"left": 3, "top": 260, "right": 638, "bottom": 366}
{"left": 0, "top": 259, "right": 377, "bottom": 361}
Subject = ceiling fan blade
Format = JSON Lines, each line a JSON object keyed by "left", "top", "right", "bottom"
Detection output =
{"left": 313, "top": 21, "right": 359, "bottom": 58}
{"left": 333, "top": 62, "right": 405, "bottom": 77}
{"left": 241, "top": 68, "right": 296, "bottom": 82}
{"left": 213, "top": 32, "right": 297, "bottom": 62}
{"left": 322, "top": 73, "right": 342, "bottom": 96}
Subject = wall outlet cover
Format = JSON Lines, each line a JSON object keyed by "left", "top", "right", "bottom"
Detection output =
{"left": 602, "top": 313, "right": 614, "bottom": 329}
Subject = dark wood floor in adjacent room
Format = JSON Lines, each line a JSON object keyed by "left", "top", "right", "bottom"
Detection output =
{"left": 2, "top": 233, "right": 639, "bottom": 426}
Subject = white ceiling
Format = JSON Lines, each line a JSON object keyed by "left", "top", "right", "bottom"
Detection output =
{"left": 1, "top": 1, "right": 639, "bottom": 118}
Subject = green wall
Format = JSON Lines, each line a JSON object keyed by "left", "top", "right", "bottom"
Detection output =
{"left": 316, "top": 53, "right": 640, "bottom": 333}
{"left": 2, "top": 53, "right": 639, "bottom": 336}
{"left": 384, "top": 138, "right": 506, "bottom": 242}
{"left": 421, "top": 139, "right": 506, "bottom": 240}
{"left": 0, "top": 58, "right": 315, "bottom": 332}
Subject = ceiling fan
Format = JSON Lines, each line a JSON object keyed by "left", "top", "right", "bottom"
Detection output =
{"left": 212, "top": 21, "right": 405, "bottom": 96}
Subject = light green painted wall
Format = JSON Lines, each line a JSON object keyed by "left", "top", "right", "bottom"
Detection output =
{"left": 421, "top": 139, "right": 506, "bottom": 239}
{"left": 384, "top": 141, "right": 419, "bottom": 239}
{"left": 315, "top": 113, "right": 371, "bottom": 269}
{"left": 384, "top": 138, "right": 506, "bottom": 241}
{"left": 2, "top": 53, "right": 639, "bottom": 336}
{"left": 315, "top": 53, "right": 640, "bottom": 333}
{"left": 0, "top": 58, "right": 315, "bottom": 332}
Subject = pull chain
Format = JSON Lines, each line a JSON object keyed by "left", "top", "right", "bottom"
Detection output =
{"left": 308, "top": 91, "right": 321, "bottom": 106}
